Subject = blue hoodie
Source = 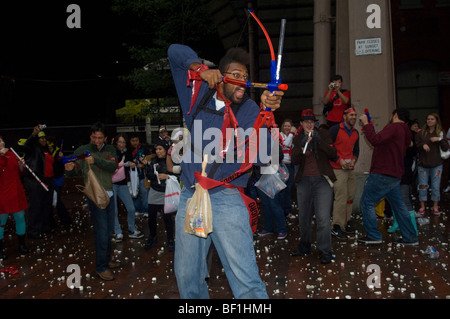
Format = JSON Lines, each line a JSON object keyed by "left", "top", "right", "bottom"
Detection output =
{"left": 168, "top": 44, "right": 274, "bottom": 194}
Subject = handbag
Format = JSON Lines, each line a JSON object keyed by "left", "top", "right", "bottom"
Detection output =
{"left": 439, "top": 132, "right": 450, "bottom": 159}
{"left": 76, "top": 165, "right": 110, "bottom": 210}
{"left": 323, "top": 92, "right": 339, "bottom": 115}
{"left": 440, "top": 147, "right": 450, "bottom": 160}
{"left": 322, "top": 89, "right": 349, "bottom": 115}
{"left": 112, "top": 159, "right": 126, "bottom": 183}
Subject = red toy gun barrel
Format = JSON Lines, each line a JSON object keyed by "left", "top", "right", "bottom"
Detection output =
{"left": 223, "top": 76, "right": 288, "bottom": 91}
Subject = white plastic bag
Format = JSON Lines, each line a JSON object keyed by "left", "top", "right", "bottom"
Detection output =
{"left": 276, "top": 163, "right": 290, "bottom": 183}
{"left": 255, "top": 170, "right": 286, "bottom": 199}
{"left": 52, "top": 190, "right": 57, "bottom": 207}
{"left": 164, "top": 175, "right": 181, "bottom": 214}
{"left": 128, "top": 167, "right": 139, "bottom": 198}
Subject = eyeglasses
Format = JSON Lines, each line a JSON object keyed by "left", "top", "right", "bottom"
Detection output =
{"left": 223, "top": 72, "right": 249, "bottom": 82}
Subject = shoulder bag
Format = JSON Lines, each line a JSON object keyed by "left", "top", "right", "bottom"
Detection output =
{"left": 76, "top": 164, "right": 110, "bottom": 209}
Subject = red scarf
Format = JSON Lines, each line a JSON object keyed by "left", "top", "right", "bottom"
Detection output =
{"left": 193, "top": 85, "right": 277, "bottom": 233}
{"left": 186, "top": 69, "right": 277, "bottom": 233}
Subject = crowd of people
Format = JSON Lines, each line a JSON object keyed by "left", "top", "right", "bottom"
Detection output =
{"left": 0, "top": 44, "right": 449, "bottom": 299}
{"left": 0, "top": 124, "right": 178, "bottom": 281}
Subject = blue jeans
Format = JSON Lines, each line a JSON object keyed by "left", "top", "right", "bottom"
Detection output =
{"left": 417, "top": 165, "right": 442, "bottom": 202}
{"left": 113, "top": 183, "right": 137, "bottom": 234}
{"left": 87, "top": 197, "right": 115, "bottom": 272}
{"left": 360, "top": 174, "right": 418, "bottom": 242}
{"left": 278, "top": 163, "right": 295, "bottom": 215}
{"left": 133, "top": 178, "right": 149, "bottom": 214}
{"left": 296, "top": 175, "right": 333, "bottom": 256}
{"left": 174, "top": 187, "right": 268, "bottom": 299}
{"left": 256, "top": 188, "right": 287, "bottom": 234}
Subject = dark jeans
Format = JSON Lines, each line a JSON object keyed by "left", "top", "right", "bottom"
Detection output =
{"left": 278, "top": 163, "right": 295, "bottom": 216}
{"left": 360, "top": 174, "right": 417, "bottom": 242}
{"left": 256, "top": 188, "right": 287, "bottom": 234}
{"left": 295, "top": 175, "right": 333, "bottom": 257}
{"left": 54, "top": 184, "right": 71, "bottom": 226}
{"left": 24, "top": 176, "right": 55, "bottom": 237}
{"left": 148, "top": 204, "right": 174, "bottom": 241}
{"left": 87, "top": 197, "right": 115, "bottom": 273}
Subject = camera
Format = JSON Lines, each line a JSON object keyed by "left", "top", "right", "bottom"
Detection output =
{"left": 39, "top": 124, "right": 47, "bottom": 130}
{"left": 332, "top": 83, "right": 339, "bottom": 88}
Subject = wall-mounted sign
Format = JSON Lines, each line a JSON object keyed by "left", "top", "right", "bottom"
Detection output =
{"left": 355, "top": 38, "right": 382, "bottom": 56}
{"left": 439, "top": 72, "right": 450, "bottom": 85}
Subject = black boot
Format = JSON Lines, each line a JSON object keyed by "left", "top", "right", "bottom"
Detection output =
{"left": 168, "top": 239, "right": 175, "bottom": 252}
{"left": 0, "top": 239, "right": 6, "bottom": 260}
{"left": 18, "top": 235, "right": 29, "bottom": 254}
{"left": 144, "top": 236, "right": 158, "bottom": 250}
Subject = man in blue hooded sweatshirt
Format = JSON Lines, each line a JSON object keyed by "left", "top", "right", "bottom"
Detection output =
{"left": 168, "top": 43, "right": 283, "bottom": 299}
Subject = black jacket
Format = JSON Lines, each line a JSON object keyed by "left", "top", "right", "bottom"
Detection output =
{"left": 292, "top": 127, "right": 337, "bottom": 183}
{"left": 23, "top": 135, "right": 60, "bottom": 179}
{"left": 145, "top": 156, "right": 170, "bottom": 192}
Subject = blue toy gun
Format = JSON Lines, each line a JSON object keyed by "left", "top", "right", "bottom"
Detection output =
{"left": 364, "top": 108, "right": 373, "bottom": 126}
{"left": 61, "top": 151, "right": 91, "bottom": 164}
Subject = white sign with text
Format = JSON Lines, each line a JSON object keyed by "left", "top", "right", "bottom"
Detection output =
{"left": 355, "top": 38, "right": 382, "bottom": 56}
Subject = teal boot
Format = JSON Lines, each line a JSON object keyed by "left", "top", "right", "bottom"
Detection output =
{"left": 388, "top": 211, "right": 399, "bottom": 233}
{"left": 409, "top": 210, "right": 418, "bottom": 235}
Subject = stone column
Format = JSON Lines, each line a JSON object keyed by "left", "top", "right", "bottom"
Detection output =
{"left": 313, "top": 0, "right": 332, "bottom": 123}
{"left": 347, "top": 0, "right": 396, "bottom": 173}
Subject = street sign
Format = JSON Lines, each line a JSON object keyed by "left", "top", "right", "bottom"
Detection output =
{"left": 355, "top": 38, "right": 382, "bottom": 56}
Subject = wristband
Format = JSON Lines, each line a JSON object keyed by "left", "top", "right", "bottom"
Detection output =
{"left": 187, "top": 64, "right": 209, "bottom": 82}
{"left": 194, "top": 64, "right": 209, "bottom": 75}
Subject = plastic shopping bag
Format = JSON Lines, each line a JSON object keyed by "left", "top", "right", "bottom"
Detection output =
{"left": 185, "top": 155, "right": 213, "bottom": 238}
{"left": 276, "top": 163, "right": 290, "bottom": 183}
{"left": 255, "top": 169, "right": 286, "bottom": 199}
{"left": 164, "top": 175, "right": 181, "bottom": 214}
{"left": 128, "top": 167, "right": 139, "bottom": 198}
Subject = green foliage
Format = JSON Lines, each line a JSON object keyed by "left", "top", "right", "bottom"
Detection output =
{"left": 115, "top": 99, "right": 149, "bottom": 123}
{"left": 112, "top": 0, "right": 221, "bottom": 98}
{"left": 115, "top": 97, "right": 181, "bottom": 123}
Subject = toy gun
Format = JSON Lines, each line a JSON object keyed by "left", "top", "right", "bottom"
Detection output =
{"left": 10, "top": 147, "right": 49, "bottom": 191}
{"left": 303, "top": 132, "right": 312, "bottom": 154}
{"left": 154, "top": 164, "right": 161, "bottom": 184}
{"left": 60, "top": 151, "right": 91, "bottom": 164}
{"left": 364, "top": 108, "right": 373, "bottom": 126}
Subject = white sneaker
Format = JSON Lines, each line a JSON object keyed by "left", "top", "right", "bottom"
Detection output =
{"left": 115, "top": 233, "right": 124, "bottom": 242}
{"left": 443, "top": 186, "right": 450, "bottom": 193}
{"left": 129, "top": 230, "right": 144, "bottom": 239}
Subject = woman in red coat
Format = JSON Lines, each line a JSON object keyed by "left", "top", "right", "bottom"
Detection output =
{"left": 0, "top": 136, "right": 29, "bottom": 259}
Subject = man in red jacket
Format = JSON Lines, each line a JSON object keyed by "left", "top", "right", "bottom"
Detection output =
{"left": 358, "top": 108, "right": 418, "bottom": 245}
{"left": 329, "top": 107, "right": 359, "bottom": 239}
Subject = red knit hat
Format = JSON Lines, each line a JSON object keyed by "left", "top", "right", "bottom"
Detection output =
{"left": 300, "top": 109, "right": 316, "bottom": 121}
